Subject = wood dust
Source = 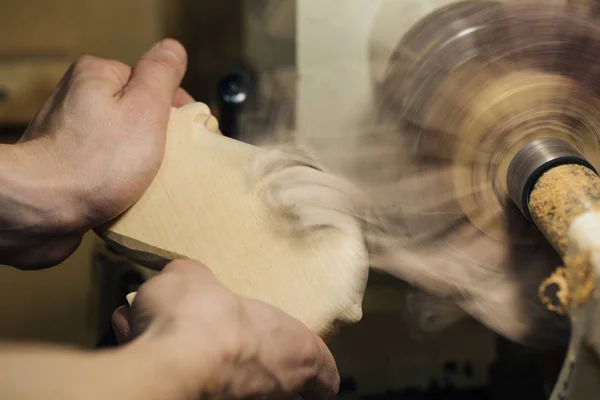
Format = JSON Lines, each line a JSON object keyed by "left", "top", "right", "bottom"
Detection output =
{"left": 539, "top": 252, "right": 594, "bottom": 314}
{"left": 530, "top": 164, "right": 598, "bottom": 313}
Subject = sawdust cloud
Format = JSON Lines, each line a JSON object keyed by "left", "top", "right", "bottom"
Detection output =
{"left": 232, "top": 0, "right": 600, "bottom": 346}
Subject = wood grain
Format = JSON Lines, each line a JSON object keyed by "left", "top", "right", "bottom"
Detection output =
{"left": 99, "top": 102, "right": 369, "bottom": 337}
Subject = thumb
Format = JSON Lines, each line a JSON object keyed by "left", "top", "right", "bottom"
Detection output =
{"left": 124, "top": 39, "right": 188, "bottom": 110}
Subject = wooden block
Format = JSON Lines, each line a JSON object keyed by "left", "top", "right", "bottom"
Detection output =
{"left": 98, "top": 102, "right": 369, "bottom": 337}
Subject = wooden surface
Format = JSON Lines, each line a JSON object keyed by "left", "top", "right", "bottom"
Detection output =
{"left": 100, "top": 102, "right": 369, "bottom": 336}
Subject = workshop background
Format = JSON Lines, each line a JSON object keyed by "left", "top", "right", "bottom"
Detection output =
{"left": 0, "top": 1, "right": 566, "bottom": 399}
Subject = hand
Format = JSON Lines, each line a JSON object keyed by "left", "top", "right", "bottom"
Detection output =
{"left": 112, "top": 259, "right": 340, "bottom": 400}
{"left": 0, "top": 39, "right": 194, "bottom": 269}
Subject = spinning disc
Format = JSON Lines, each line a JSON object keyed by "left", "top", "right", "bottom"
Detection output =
{"left": 384, "top": 0, "right": 600, "bottom": 244}
{"left": 228, "top": 0, "right": 600, "bottom": 345}
{"left": 364, "top": 0, "right": 600, "bottom": 344}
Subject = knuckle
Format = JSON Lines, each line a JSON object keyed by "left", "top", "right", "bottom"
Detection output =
{"left": 69, "top": 55, "right": 123, "bottom": 92}
{"left": 333, "top": 373, "right": 341, "bottom": 392}
{"left": 104, "top": 58, "right": 125, "bottom": 69}
{"left": 72, "top": 55, "right": 101, "bottom": 72}
{"left": 219, "top": 330, "right": 245, "bottom": 363}
{"left": 299, "top": 336, "right": 321, "bottom": 369}
{"left": 212, "top": 291, "right": 244, "bottom": 320}
{"left": 72, "top": 55, "right": 125, "bottom": 80}
{"left": 205, "top": 307, "right": 247, "bottom": 365}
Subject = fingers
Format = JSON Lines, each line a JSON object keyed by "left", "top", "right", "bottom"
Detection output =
{"left": 120, "top": 259, "right": 223, "bottom": 336}
{"left": 300, "top": 337, "right": 340, "bottom": 400}
{"left": 110, "top": 258, "right": 340, "bottom": 400}
{"left": 124, "top": 39, "right": 188, "bottom": 111}
{"left": 161, "top": 259, "right": 217, "bottom": 281}
{"left": 112, "top": 306, "right": 133, "bottom": 344}
{"left": 55, "top": 47, "right": 188, "bottom": 104}
{"left": 246, "top": 300, "right": 340, "bottom": 399}
{"left": 26, "top": 56, "right": 132, "bottom": 135}
{"left": 71, "top": 56, "right": 133, "bottom": 95}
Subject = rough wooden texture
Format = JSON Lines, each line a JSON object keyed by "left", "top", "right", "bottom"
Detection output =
{"left": 538, "top": 252, "right": 594, "bottom": 315}
{"left": 531, "top": 164, "right": 599, "bottom": 316}
{"left": 529, "top": 164, "right": 600, "bottom": 256}
{"left": 99, "top": 102, "right": 369, "bottom": 337}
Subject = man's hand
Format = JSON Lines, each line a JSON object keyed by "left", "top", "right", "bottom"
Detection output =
{"left": 112, "top": 259, "right": 340, "bottom": 400}
{"left": 0, "top": 260, "right": 339, "bottom": 400}
{"left": 0, "top": 39, "right": 193, "bottom": 269}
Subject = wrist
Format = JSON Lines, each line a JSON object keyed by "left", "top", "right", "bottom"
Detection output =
{"left": 0, "top": 141, "right": 87, "bottom": 268}
{"left": 101, "top": 338, "right": 212, "bottom": 400}
{"left": 0, "top": 141, "right": 84, "bottom": 234}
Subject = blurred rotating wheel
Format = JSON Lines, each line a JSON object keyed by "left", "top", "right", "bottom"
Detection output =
{"left": 359, "top": 0, "right": 600, "bottom": 345}
{"left": 379, "top": 0, "right": 600, "bottom": 244}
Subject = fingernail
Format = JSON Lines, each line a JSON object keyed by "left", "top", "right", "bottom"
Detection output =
{"left": 126, "top": 292, "right": 137, "bottom": 306}
{"left": 155, "top": 38, "right": 186, "bottom": 64}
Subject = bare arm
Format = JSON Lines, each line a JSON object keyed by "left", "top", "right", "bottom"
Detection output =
{"left": 0, "top": 341, "right": 190, "bottom": 400}
{"left": 0, "top": 38, "right": 191, "bottom": 270}
{"left": 0, "top": 39, "right": 201, "bottom": 399}
{"left": 0, "top": 40, "right": 339, "bottom": 400}
{"left": 0, "top": 142, "right": 82, "bottom": 268}
{"left": 0, "top": 260, "right": 340, "bottom": 400}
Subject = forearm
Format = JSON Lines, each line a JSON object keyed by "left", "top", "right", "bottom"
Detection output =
{"left": 0, "top": 340, "right": 191, "bottom": 400}
{"left": 0, "top": 142, "right": 85, "bottom": 268}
